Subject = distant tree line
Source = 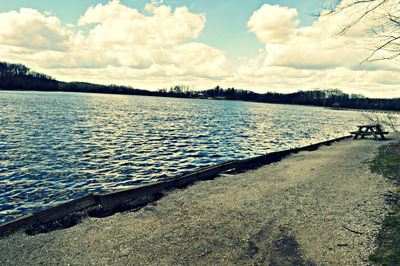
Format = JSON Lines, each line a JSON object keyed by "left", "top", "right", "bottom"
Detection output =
{"left": 200, "top": 86, "right": 400, "bottom": 111}
{"left": 58, "top": 82, "right": 161, "bottom": 96}
{"left": 0, "top": 62, "right": 58, "bottom": 91}
{"left": 1, "top": 62, "right": 399, "bottom": 111}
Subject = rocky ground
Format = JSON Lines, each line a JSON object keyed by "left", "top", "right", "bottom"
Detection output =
{"left": 1, "top": 135, "right": 398, "bottom": 265}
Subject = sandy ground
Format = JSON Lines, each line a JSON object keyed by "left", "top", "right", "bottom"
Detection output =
{"left": 1, "top": 135, "right": 399, "bottom": 265}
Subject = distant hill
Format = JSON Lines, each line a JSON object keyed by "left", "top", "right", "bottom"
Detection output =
{"left": 58, "top": 81, "right": 159, "bottom": 96}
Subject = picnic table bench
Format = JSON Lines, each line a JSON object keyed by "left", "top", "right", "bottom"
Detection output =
{"left": 350, "top": 124, "right": 388, "bottom": 140}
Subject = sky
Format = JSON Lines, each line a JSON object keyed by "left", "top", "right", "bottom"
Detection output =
{"left": 0, "top": 0, "right": 399, "bottom": 98}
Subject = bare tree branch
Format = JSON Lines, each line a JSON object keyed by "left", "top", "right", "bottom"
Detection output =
{"left": 363, "top": 112, "right": 399, "bottom": 132}
{"left": 335, "top": 0, "right": 389, "bottom": 36}
{"left": 362, "top": 35, "right": 400, "bottom": 63}
{"left": 329, "top": 0, "right": 400, "bottom": 63}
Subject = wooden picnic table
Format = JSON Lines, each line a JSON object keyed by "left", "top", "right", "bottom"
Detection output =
{"left": 350, "top": 124, "right": 388, "bottom": 140}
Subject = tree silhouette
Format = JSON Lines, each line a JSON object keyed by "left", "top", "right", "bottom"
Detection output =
{"left": 0, "top": 62, "right": 58, "bottom": 91}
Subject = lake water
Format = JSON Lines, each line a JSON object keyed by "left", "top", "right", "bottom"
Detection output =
{"left": 0, "top": 90, "right": 393, "bottom": 223}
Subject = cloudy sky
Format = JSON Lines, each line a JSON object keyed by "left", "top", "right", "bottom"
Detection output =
{"left": 0, "top": 0, "right": 399, "bottom": 98}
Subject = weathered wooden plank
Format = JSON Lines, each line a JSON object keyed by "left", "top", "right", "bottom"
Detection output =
{"left": 0, "top": 213, "right": 37, "bottom": 235}
{"left": 35, "top": 194, "right": 97, "bottom": 224}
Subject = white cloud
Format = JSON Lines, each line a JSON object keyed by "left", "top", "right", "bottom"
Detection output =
{"left": 0, "top": 0, "right": 231, "bottom": 85}
{"left": 247, "top": 4, "right": 299, "bottom": 43}
{"left": 78, "top": 0, "right": 205, "bottom": 48}
{"left": 238, "top": 1, "right": 400, "bottom": 98}
{"left": 245, "top": 3, "right": 371, "bottom": 70}
{"left": 34, "top": 49, "right": 120, "bottom": 69}
{"left": 232, "top": 64, "right": 400, "bottom": 98}
{"left": 65, "top": 0, "right": 231, "bottom": 79}
{"left": 0, "top": 8, "right": 72, "bottom": 51}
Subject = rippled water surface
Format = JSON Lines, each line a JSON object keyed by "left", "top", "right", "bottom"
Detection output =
{"left": 0, "top": 90, "right": 395, "bottom": 222}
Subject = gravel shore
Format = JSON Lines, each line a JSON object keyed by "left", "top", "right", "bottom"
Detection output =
{"left": 1, "top": 135, "right": 398, "bottom": 265}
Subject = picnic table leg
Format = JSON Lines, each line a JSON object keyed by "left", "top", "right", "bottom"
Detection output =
{"left": 376, "top": 132, "right": 386, "bottom": 140}
{"left": 368, "top": 128, "right": 379, "bottom": 140}
{"left": 371, "top": 131, "right": 378, "bottom": 140}
{"left": 361, "top": 130, "right": 366, "bottom": 139}
{"left": 375, "top": 125, "right": 387, "bottom": 140}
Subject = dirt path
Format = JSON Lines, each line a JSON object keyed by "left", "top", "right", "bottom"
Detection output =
{"left": 1, "top": 136, "right": 398, "bottom": 265}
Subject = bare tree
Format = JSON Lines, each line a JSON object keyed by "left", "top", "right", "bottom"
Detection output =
{"left": 329, "top": 0, "right": 400, "bottom": 63}
{"left": 384, "top": 114, "right": 399, "bottom": 131}
{"left": 363, "top": 112, "right": 399, "bottom": 131}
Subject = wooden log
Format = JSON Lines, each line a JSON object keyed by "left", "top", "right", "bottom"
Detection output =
{"left": 35, "top": 194, "right": 96, "bottom": 224}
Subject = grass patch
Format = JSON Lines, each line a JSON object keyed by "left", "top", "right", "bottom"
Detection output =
{"left": 369, "top": 142, "right": 400, "bottom": 265}
{"left": 370, "top": 143, "right": 400, "bottom": 182}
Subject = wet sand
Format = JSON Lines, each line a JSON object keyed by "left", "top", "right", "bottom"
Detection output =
{"left": 0, "top": 135, "right": 398, "bottom": 265}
